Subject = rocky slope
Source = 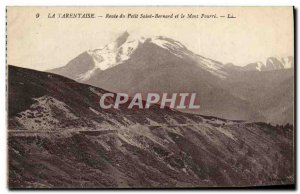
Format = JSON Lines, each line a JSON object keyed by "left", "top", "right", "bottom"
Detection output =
{"left": 8, "top": 65, "right": 294, "bottom": 188}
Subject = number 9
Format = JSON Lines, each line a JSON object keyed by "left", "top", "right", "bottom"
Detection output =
{"left": 36, "top": 13, "right": 40, "bottom": 18}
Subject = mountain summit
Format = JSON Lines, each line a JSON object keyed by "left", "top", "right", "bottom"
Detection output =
{"left": 87, "top": 31, "right": 145, "bottom": 71}
{"left": 242, "top": 56, "right": 294, "bottom": 71}
{"left": 50, "top": 32, "right": 228, "bottom": 81}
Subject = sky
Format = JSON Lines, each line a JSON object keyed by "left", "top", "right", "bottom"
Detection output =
{"left": 7, "top": 6, "right": 294, "bottom": 71}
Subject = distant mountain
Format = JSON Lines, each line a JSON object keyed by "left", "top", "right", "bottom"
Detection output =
{"left": 225, "top": 69, "right": 294, "bottom": 124}
{"left": 241, "top": 56, "right": 294, "bottom": 71}
{"left": 223, "top": 56, "right": 294, "bottom": 124}
{"left": 8, "top": 65, "right": 294, "bottom": 188}
{"left": 49, "top": 32, "right": 294, "bottom": 125}
{"left": 50, "top": 31, "right": 228, "bottom": 81}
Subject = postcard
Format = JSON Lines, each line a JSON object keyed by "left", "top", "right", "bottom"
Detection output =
{"left": 7, "top": 6, "right": 294, "bottom": 189}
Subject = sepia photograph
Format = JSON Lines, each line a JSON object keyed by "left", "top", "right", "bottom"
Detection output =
{"left": 6, "top": 6, "right": 295, "bottom": 189}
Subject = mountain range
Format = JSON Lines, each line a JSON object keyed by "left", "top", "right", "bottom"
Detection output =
{"left": 50, "top": 31, "right": 294, "bottom": 124}
{"left": 8, "top": 65, "right": 294, "bottom": 188}
{"left": 8, "top": 31, "right": 295, "bottom": 188}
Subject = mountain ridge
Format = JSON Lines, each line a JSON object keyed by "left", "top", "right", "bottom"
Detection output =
{"left": 238, "top": 56, "right": 294, "bottom": 72}
{"left": 50, "top": 32, "right": 294, "bottom": 78}
{"left": 48, "top": 32, "right": 294, "bottom": 125}
{"left": 50, "top": 31, "right": 229, "bottom": 80}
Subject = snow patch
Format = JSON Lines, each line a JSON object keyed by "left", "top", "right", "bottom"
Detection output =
{"left": 256, "top": 62, "right": 264, "bottom": 71}
{"left": 196, "top": 56, "right": 228, "bottom": 78}
{"left": 281, "top": 57, "right": 293, "bottom": 68}
{"left": 76, "top": 67, "right": 98, "bottom": 81}
{"left": 86, "top": 33, "right": 145, "bottom": 71}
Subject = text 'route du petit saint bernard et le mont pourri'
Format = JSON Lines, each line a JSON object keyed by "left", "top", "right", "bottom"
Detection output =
{"left": 47, "top": 12, "right": 219, "bottom": 19}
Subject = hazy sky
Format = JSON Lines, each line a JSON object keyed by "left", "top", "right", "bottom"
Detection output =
{"left": 7, "top": 6, "right": 294, "bottom": 71}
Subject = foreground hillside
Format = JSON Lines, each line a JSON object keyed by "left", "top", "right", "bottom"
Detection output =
{"left": 8, "top": 65, "right": 294, "bottom": 188}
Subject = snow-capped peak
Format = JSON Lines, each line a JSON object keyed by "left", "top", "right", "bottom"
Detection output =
{"left": 77, "top": 32, "right": 228, "bottom": 81}
{"left": 76, "top": 32, "right": 146, "bottom": 81}
{"left": 151, "top": 36, "right": 189, "bottom": 57}
{"left": 243, "top": 56, "right": 294, "bottom": 72}
{"left": 83, "top": 33, "right": 192, "bottom": 77}
{"left": 87, "top": 31, "right": 146, "bottom": 71}
{"left": 150, "top": 36, "right": 228, "bottom": 78}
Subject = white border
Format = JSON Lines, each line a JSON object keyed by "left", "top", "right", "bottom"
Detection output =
{"left": 1, "top": 0, "right": 298, "bottom": 193}
{"left": 0, "top": 0, "right": 299, "bottom": 6}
